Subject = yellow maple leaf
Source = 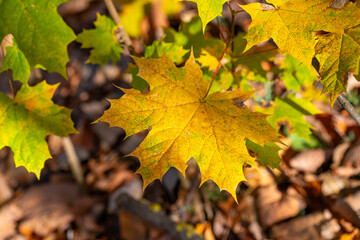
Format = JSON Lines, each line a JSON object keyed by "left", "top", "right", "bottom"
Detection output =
{"left": 242, "top": 0, "right": 316, "bottom": 69}
{"left": 315, "top": 27, "right": 360, "bottom": 105}
{"left": 119, "top": 0, "right": 181, "bottom": 37}
{"left": 314, "top": 2, "right": 360, "bottom": 105}
{"left": 242, "top": 0, "right": 360, "bottom": 70}
{"left": 97, "top": 54, "right": 278, "bottom": 198}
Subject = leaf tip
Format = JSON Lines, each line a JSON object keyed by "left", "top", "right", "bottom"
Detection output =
{"left": 34, "top": 170, "right": 41, "bottom": 180}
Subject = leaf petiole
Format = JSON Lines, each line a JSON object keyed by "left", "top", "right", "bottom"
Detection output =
{"left": 203, "top": 40, "right": 231, "bottom": 99}
{"left": 6, "top": 70, "right": 14, "bottom": 99}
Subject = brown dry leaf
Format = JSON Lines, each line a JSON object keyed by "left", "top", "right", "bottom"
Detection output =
{"left": 119, "top": 211, "right": 148, "bottom": 240}
{"left": 327, "top": 197, "right": 360, "bottom": 229}
{"left": 14, "top": 183, "right": 79, "bottom": 237}
{"left": 342, "top": 140, "right": 360, "bottom": 168}
{"left": 333, "top": 140, "right": 360, "bottom": 177}
{"left": 0, "top": 173, "right": 13, "bottom": 203}
{"left": 256, "top": 185, "right": 306, "bottom": 227}
{"left": 271, "top": 212, "right": 324, "bottom": 240}
{"left": 0, "top": 204, "right": 23, "bottom": 239}
{"left": 18, "top": 203, "right": 74, "bottom": 237}
{"left": 345, "top": 191, "right": 360, "bottom": 214}
{"left": 244, "top": 166, "right": 275, "bottom": 188}
{"left": 289, "top": 149, "right": 332, "bottom": 173}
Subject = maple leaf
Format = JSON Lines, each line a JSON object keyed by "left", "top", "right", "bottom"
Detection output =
{"left": 202, "top": 69, "right": 234, "bottom": 94}
{"left": 128, "top": 63, "right": 150, "bottom": 92}
{"left": 232, "top": 33, "right": 278, "bottom": 83}
{"left": 164, "top": 17, "right": 225, "bottom": 59}
{"left": 177, "top": 0, "right": 227, "bottom": 31}
{"left": 315, "top": 25, "right": 360, "bottom": 104}
{"left": 119, "top": 0, "right": 181, "bottom": 37}
{"left": 119, "top": 0, "right": 146, "bottom": 37}
{"left": 0, "top": 82, "right": 77, "bottom": 178}
{"left": 145, "top": 40, "right": 188, "bottom": 64}
{"left": 280, "top": 54, "right": 317, "bottom": 92}
{"left": 76, "top": 14, "right": 123, "bottom": 66}
{"left": 97, "top": 54, "right": 278, "bottom": 198}
{"left": 0, "top": 38, "right": 30, "bottom": 84}
{"left": 257, "top": 94, "right": 321, "bottom": 142}
{"left": 241, "top": 0, "right": 360, "bottom": 69}
{"left": 241, "top": 0, "right": 317, "bottom": 69}
{"left": 0, "top": 0, "right": 76, "bottom": 78}
{"left": 130, "top": 40, "right": 188, "bottom": 91}
{"left": 245, "top": 139, "right": 281, "bottom": 169}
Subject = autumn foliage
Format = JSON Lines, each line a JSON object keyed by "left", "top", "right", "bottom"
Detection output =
{"left": 1, "top": 0, "right": 360, "bottom": 199}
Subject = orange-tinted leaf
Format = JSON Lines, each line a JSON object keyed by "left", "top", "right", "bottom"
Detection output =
{"left": 0, "top": 82, "right": 77, "bottom": 178}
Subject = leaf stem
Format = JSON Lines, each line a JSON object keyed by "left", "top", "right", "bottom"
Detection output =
{"left": 1, "top": 44, "right": 14, "bottom": 98}
{"left": 337, "top": 93, "right": 360, "bottom": 127}
{"left": 62, "top": 137, "right": 85, "bottom": 189}
{"left": 203, "top": 2, "right": 239, "bottom": 99}
{"left": 6, "top": 70, "right": 14, "bottom": 99}
{"left": 103, "top": 0, "right": 132, "bottom": 47}
{"left": 217, "top": 17, "right": 225, "bottom": 41}
{"left": 230, "top": 6, "right": 236, "bottom": 76}
{"left": 203, "top": 40, "right": 231, "bottom": 99}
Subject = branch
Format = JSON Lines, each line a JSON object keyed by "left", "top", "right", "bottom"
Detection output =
{"left": 337, "top": 93, "right": 360, "bottom": 127}
{"left": 103, "top": 0, "right": 132, "bottom": 47}
{"left": 115, "top": 194, "right": 203, "bottom": 240}
{"left": 1, "top": 36, "right": 15, "bottom": 98}
{"left": 61, "top": 137, "right": 85, "bottom": 187}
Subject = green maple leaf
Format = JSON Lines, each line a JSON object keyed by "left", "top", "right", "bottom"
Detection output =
{"left": 128, "top": 63, "right": 149, "bottom": 92}
{"left": 130, "top": 41, "right": 189, "bottom": 92}
{"left": 0, "top": 38, "right": 30, "bottom": 84}
{"left": 280, "top": 54, "right": 317, "bottom": 92}
{"left": 164, "top": 17, "right": 225, "bottom": 59}
{"left": 131, "top": 39, "right": 189, "bottom": 91}
{"left": 202, "top": 69, "right": 235, "bottom": 94}
{"left": 0, "top": 0, "right": 76, "bottom": 78}
{"left": 145, "top": 40, "right": 189, "bottom": 64}
{"left": 258, "top": 94, "right": 321, "bottom": 142}
{"left": 0, "top": 82, "right": 77, "bottom": 178}
{"left": 232, "top": 33, "right": 278, "bottom": 83}
{"left": 246, "top": 139, "right": 281, "bottom": 169}
{"left": 76, "top": 14, "right": 123, "bottom": 66}
{"left": 177, "top": 0, "right": 227, "bottom": 31}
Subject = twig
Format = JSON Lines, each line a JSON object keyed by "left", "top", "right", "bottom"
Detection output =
{"left": 229, "top": 4, "right": 236, "bottom": 76}
{"left": 217, "top": 17, "right": 225, "bottom": 41}
{"left": 337, "top": 93, "right": 360, "bottom": 127}
{"left": 6, "top": 70, "right": 14, "bottom": 99}
{"left": 115, "top": 194, "right": 203, "bottom": 240}
{"left": 103, "top": 0, "right": 132, "bottom": 47}
{"left": 61, "top": 137, "right": 84, "bottom": 186}
{"left": 1, "top": 43, "right": 15, "bottom": 98}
